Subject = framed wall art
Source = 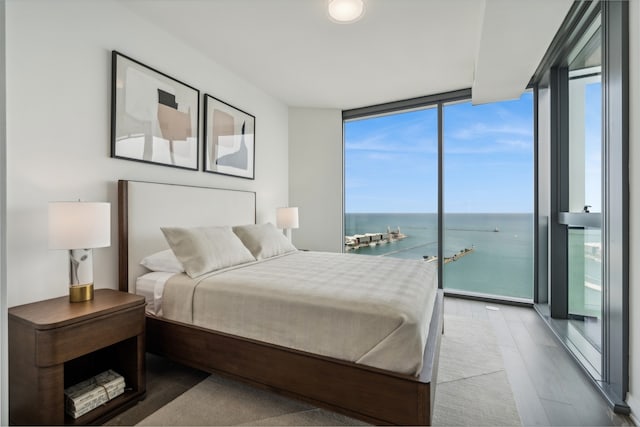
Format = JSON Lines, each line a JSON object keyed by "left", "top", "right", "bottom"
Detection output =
{"left": 111, "top": 51, "right": 199, "bottom": 170}
{"left": 203, "top": 94, "right": 255, "bottom": 179}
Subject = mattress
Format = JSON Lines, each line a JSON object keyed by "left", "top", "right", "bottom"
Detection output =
{"left": 162, "top": 251, "right": 438, "bottom": 375}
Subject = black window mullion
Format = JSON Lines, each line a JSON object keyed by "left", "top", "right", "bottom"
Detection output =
{"left": 549, "top": 66, "right": 569, "bottom": 319}
{"left": 437, "top": 103, "right": 443, "bottom": 290}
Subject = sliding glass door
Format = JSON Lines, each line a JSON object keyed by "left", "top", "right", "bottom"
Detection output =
{"left": 565, "top": 18, "right": 603, "bottom": 373}
{"left": 534, "top": 0, "right": 629, "bottom": 410}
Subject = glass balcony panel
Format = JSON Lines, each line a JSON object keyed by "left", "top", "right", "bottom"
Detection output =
{"left": 567, "top": 227, "right": 602, "bottom": 375}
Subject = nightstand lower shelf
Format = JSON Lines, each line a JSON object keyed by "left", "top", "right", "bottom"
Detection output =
{"left": 63, "top": 335, "right": 146, "bottom": 425}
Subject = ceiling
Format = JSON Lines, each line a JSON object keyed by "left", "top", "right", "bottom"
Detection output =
{"left": 120, "top": 0, "right": 574, "bottom": 110}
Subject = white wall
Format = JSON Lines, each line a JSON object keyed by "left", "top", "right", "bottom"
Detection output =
{"left": 5, "top": 0, "right": 289, "bottom": 306}
{"left": 626, "top": 0, "right": 639, "bottom": 418}
{"left": 288, "top": 108, "right": 343, "bottom": 252}
{"left": 0, "top": 0, "right": 7, "bottom": 422}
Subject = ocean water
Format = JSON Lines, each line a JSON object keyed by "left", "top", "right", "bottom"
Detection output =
{"left": 345, "top": 213, "right": 534, "bottom": 299}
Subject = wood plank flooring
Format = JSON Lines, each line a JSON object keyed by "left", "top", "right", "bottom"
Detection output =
{"left": 445, "top": 296, "right": 632, "bottom": 426}
{"left": 108, "top": 296, "right": 633, "bottom": 426}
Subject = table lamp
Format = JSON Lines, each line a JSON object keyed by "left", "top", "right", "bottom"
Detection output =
{"left": 48, "top": 202, "right": 111, "bottom": 302}
{"left": 276, "top": 207, "right": 299, "bottom": 241}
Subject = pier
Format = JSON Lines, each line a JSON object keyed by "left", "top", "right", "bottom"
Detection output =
{"left": 424, "top": 246, "right": 475, "bottom": 264}
{"left": 345, "top": 226, "right": 475, "bottom": 264}
{"left": 345, "top": 226, "right": 407, "bottom": 251}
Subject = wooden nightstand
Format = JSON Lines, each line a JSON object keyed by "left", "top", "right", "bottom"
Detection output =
{"left": 9, "top": 289, "right": 146, "bottom": 425}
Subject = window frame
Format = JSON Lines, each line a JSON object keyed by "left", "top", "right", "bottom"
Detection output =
{"left": 531, "top": 0, "right": 629, "bottom": 413}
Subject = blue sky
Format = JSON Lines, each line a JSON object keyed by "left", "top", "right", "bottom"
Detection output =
{"left": 345, "top": 92, "right": 534, "bottom": 213}
{"left": 584, "top": 82, "right": 602, "bottom": 213}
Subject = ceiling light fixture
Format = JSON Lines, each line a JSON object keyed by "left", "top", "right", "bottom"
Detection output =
{"left": 328, "top": 0, "right": 365, "bottom": 24}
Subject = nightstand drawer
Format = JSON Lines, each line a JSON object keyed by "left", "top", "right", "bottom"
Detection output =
{"left": 36, "top": 305, "right": 144, "bottom": 366}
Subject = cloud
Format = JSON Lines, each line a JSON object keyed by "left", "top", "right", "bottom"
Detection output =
{"left": 345, "top": 110, "right": 438, "bottom": 154}
{"left": 346, "top": 121, "right": 531, "bottom": 156}
{"left": 346, "top": 137, "right": 437, "bottom": 154}
{"left": 445, "top": 138, "right": 532, "bottom": 154}
{"left": 346, "top": 95, "right": 535, "bottom": 213}
{"left": 450, "top": 123, "right": 533, "bottom": 140}
{"left": 367, "top": 152, "right": 396, "bottom": 161}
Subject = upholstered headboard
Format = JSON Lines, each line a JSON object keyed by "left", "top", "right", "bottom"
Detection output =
{"left": 118, "top": 180, "right": 256, "bottom": 293}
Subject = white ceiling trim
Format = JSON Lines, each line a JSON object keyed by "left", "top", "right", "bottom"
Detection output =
{"left": 472, "top": 0, "right": 573, "bottom": 105}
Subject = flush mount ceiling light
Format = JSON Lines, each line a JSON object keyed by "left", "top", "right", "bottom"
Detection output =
{"left": 328, "top": 0, "right": 365, "bottom": 23}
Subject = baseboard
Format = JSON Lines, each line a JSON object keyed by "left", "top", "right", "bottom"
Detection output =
{"left": 625, "top": 392, "right": 639, "bottom": 425}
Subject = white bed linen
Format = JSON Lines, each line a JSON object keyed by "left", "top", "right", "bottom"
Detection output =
{"left": 136, "top": 271, "right": 174, "bottom": 315}
{"left": 162, "top": 251, "right": 437, "bottom": 375}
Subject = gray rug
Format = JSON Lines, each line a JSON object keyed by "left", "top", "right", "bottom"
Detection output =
{"left": 138, "top": 315, "right": 521, "bottom": 426}
{"left": 432, "top": 315, "right": 522, "bottom": 426}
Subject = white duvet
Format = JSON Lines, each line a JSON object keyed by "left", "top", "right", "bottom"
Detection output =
{"left": 162, "top": 251, "right": 437, "bottom": 375}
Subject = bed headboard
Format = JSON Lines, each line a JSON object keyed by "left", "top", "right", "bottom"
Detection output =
{"left": 118, "top": 180, "right": 256, "bottom": 293}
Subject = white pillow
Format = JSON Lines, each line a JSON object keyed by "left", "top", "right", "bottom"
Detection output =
{"left": 140, "top": 249, "right": 184, "bottom": 273}
{"left": 161, "top": 226, "right": 256, "bottom": 278}
{"left": 232, "top": 223, "right": 297, "bottom": 260}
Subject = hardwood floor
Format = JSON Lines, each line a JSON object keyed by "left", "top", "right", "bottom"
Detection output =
{"left": 107, "top": 296, "right": 633, "bottom": 426}
{"left": 444, "top": 296, "right": 632, "bottom": 426}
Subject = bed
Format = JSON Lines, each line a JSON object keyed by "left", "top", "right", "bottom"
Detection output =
{"left": 118, "top": 180, "right": 444, "bottom": 425}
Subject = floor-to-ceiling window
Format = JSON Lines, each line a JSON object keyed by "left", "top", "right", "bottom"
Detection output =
{"left": 443, "top": 94, "right": 534, "bottom": 300}
{"left": 344, "top": 107, "right": 438, "bottom": 260}
{"left": 344, "top": 92, "right": 534, "bottom": 302}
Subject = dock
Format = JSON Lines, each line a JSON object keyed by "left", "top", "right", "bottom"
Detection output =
{"left": 345, "top": 227, "right": 407, "bottom": 251}
{"left": 424, "top": 247, "right": 475, "bottom": 264}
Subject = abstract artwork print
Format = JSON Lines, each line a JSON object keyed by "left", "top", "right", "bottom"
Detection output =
{"left": 111, "top": 51, "right": 199, "bottom": 170}
{"left": 203, "top": 94, "right": 255, "bottom": 179}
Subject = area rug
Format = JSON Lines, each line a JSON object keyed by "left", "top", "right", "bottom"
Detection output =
{"left": 432, "top": 315, "right": 522, "bottom": 426}
{"left": 137, "top": 314, "right": 522, "bottom": 426}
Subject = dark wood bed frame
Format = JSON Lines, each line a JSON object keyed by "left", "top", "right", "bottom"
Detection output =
{"left": 118, "top": 180, "right": 444, "bottom": 425}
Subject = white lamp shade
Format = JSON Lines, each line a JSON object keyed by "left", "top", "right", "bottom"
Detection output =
{"left": 276, "top": 207, "right": 299, "bottom": 229}
{"left": 48, "top": 202, "right": 111, "bottom": 249}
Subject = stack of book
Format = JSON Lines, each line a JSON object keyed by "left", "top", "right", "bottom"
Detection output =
{"left": 64, "top": 369, "right": 125, "bottom": 419}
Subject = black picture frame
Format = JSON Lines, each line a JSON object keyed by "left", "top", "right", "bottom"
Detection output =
{"left": 203, "top": 94, "right": 255, "bottom": 180}
{"left": 111, "top": 51, "right": 200, "bottom": 170}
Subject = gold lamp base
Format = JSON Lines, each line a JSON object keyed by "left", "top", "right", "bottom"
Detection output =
{"left": 69, "top": 283, "right": 94, "bottom": 303}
